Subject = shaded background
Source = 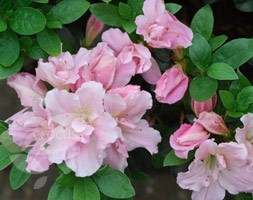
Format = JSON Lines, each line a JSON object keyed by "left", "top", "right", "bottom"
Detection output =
{"left": 0, "top": 0, "right": 253, "bottom": 199}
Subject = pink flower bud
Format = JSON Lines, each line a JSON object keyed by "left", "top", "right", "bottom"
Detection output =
{"left": 170, "top": 122, "right": 209, "bottom": 159}
{"left": 194, "top": 111, "right": 229, "bottom": 136}
{"left": 191, "top": 94, "right": 217, "bottom": 117}
{"left": 85, "top": 15, "right": 105, "bottom": 47}
{"left": 154, "top": 65, "right": 188, "bottom": 104}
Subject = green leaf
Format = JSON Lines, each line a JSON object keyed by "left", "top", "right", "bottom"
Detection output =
{"left": 47, "top": 19, "right": 62, "bottom": 29}
{"left": 118, "top": 2, "right": 132, "bottom": 20}
{"left": 122, "top": 21, "right": 136, "bottom": 33}
{"left": 92, "top": 166, "right": 135, "bottom": 199}
{"left": 0, "top": 29, "right": 20, "bottom": 67}
{"left": 0, "top": 145, "right": 12, "bottom": 170}
{"left": 90, "top": 3, "right": 125, "bottom": 27}
{"left": 127, "top": 0, "right": 144, "bottom": 16}
{"left": 163, "top": 150, "right": 194, "bottom": 167}
{"left": 74, "top": 178, "right": 100, "bottom": 200}
{"left": 58, "top": 162, "right": 71, "bottom": 175}
{"left": 165, "top": 3, "right": 182, "bottom": 14}
{"left": 0, "top": 16, "right": 7, "bottom": 32}
{"left": 190, "top": 75, "right": 218, "bottom": 101}
{"left": 234, "top": 0, "right": 253, "bottom": 12}
{"left": 26, "top": 42, "right": 47, "bottom": 60}
{"left": 207, "top": 62, "right": 238, "bottom": 80}
{"left": 47, "top": 0, "right": 90, "bottom": 25}
{"left": 37, "top": 29, "right": 61, "bottom": 56}
{"left": 236, "top": 86, "right": 253, "bottom": 111}
{"left": 33, "top": 0, "right": 49, "bottom": 3}
{"left": 189, "top": 33, "right": 212, "bottom": 70}
{"left": 10, "top": 7, "right": 46, "bottom": 35}
{"left": 204, "top": 0, "right": 219, "bottom": 3}
{"left": 0, "top": 56, "right": 24, "bottom": 79}
{"left": 213, "top": 38, "right": 253, "bottom": 69}
{"left": 19, "top": 37, "right": 33, "bottom": 51}
{"left": 0, "top": 130, "right": 20, "bottom": 153}
{"left": 226, "top": 110, "right": 243, "bottom": 118}
{"left": 48, "top": 182, "right": 74, "bottom": 200}
{"left": 191, "top": 5, "right": 214, "bottom": 40}
{"left": 10, "top": 154, "right": 31, "bottom": 190}
{"left": 209, "top": 35, "right": 228, "bottom": 51}
{"left": 237, "top": 69, "right": 251, "bottom": 87}
{"left": 0, "top": 120, "right": 8, "bottom": 133}
{"left": 219, "top": 90, "right": 235, "bottom": 110}
{"left": 0, "top": 0, "right": 12, "bottom": 15}
{"left": 56, "top": 173, "right": 77, "bottom": 188}
{"left": 13, "top": 0, "right": 32, "bottom": 7}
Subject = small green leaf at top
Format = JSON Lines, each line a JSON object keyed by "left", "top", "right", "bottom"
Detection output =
{"left": 165, "top": 3, "right": 182, "bottom": 14}
{"left": 74, "top": 178, "right": 100, "bottom": 200}
{"left": 189, "top": 33, "right": 212, "bottom": 70}
{"left": 191, "top": 5, "right": 214, "bottom": 40}
{"left": 92, "top": 166, "right": 135, "bottom": 199}
{"left": 190, "top": 75, "right": 218, "bottom": 102}
{"left": 163, "top": 150, "right": 194, "bottom": 167}
{"left": 48, "top": 182, "right": 74, "bottom": 200}
{"left": 209, "top": 35, "right": 228, "bottom": 51}
{"left": 207, "top": 62, "right": 238, "bottom": 80}
{"left": 219, "top": 90, "right": 235, "bottom": 110}
{"left": 10, "top": 7, "right": 46, "bottom": 35}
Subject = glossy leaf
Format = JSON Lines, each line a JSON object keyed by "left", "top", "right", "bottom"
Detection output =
{"left": 219, "top": 90, "right": 235, "bottom": 110}
{"left": 163, "top": 150, "right": 194, "bottom": 167}
{"left": 0, "top": 56, "right": 24, "bottom": 79}
{"left": 48, "top": 182, "right": 74, "bottom": 200}
{"left": 74, "top": 178, "right": 100, "bottom": 200}
{"left": 207, "top": 62, "right": 238, "bottom": 80}
{"left": 209, "top": 35, "right": 228, "bottom": 51}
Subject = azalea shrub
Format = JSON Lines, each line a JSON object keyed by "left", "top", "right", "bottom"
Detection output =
{"left": 1, "top": 0, "right": 253, "bottom": 200}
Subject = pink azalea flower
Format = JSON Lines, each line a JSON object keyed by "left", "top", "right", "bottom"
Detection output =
{"left": 135, "top": 0, "right": 193, "bottom": 49}
{"left": 191, "top": 94, "right": 217, "bottom": 117}
{"left": 177, "top": 139, "right": 253, "bottom": 200}
{"left": 85, "top": 15, "right": 105, "bottom": 47}
{"left": 45, "top": 81, "right": 120, "bottom": 177}
{"left": 141, "top": 58, "right": 162, "bottom": 85}
{"left": 36, "top": 51, "right": 86, "bottom": 90}
{"left": 154, "top": 65, "right": 189, "bottom": 104}
{"left": 103, "top": 85, "right": 161, "bottom": 171}
{"left": 170, "top": 122, "right": 209, "bottom": 159}
{"left": 7, "top": 72, "right": 47, "bottom": 107}
{"left": 195, "top": 111, "right": 229, "bottom": 136}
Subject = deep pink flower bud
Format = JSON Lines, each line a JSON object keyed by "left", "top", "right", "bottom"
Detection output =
{"left": 85, "top": 15, "right": 105, "bottom": 47}
{"left": 191, "top": 94, "right": 217, "bottom": 117}
{"left": 170, "top": 122, "right": 209, "bottom": 159}
{"left": 195, "top": 111, "right": 229, "bottom": 136}
{"left": 154, "top": 65, "right": 188, "bottom": 104}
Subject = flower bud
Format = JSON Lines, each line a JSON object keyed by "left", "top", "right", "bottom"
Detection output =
{"left": 170, "top": 122, "right": 209, "bottom": 159}
{"left": 195, "top": 111, "right": 229, "bottom": 136}
{"left": 85, "top": 15, "right": 105, "bottom": 47}
{"left": 191, "top": 94, "right": 217, "bottom": 117}
{"left": 154, "top": 65, "right": 188, "bottom": 104}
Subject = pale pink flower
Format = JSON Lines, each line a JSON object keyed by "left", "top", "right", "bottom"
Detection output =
{"left": 102, "top": 28, "right": 152, "bottom": 73}
{"left": 195, "top": 112, "right": 229, "bottom": 136}
{"left": 44, "top": 81, "right": 120, "bottom": 177}
{"left": 155, "top": 65, "right": 188, "bottom": 104}
{"left": 85, "top": 15, "right": 105, "bottom": 47}
{"left": 177, "top": 139, "right": 253, "bottom": 200}
{"left": 135, "top": 0, "right": 193, "bottom": 49}
{"left": 103, "top": 85, "right": 161, "bottom": 170}
{"left": 7, "top": 72, "right": 47, "bottom": 107}
{"left": 191, "top": 94, "right": 217, "bottom": 117}
{"left": 170, "top": 122, "right": 209, "bottom": 159}
{"left": 36, "top": 51, "right": 86, "bottom": 90}
{"left": 141, "top": 58, "right": 162, "bottom": 84}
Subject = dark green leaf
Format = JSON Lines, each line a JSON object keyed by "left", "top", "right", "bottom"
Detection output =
{"left": 213, "top": 38, "right": 253, "bottom": 69}
{"left": 37, "top": 29, "right": 61, "bottom": 56}
{"left": 0, "top": 120, "right": 8, "bottom": 133}
{"left": 190, "top": 75, "right": 218, "bottom": 101}
{"left": 127, "top": 0, "right": 144, "bottom": 16}
{"left": 0, "top": 0, "right": 12, "bottom": 15}
{"left": 26, "top": 42, "right": 47, "bottom": 60}
{"left": 33, "top": 0, "right": 49, "bottom": 3}
{"left": 13, "top": 0, "right": 32, "bottom": 7}
{"left": 47, "top": 0, "right": 90, "bottom": 25}
{"left": 48, "top": 182, "right": 74, "bottom": 200}
{"left": 10, "top": 154, "right": 31, "bottom": 190}
{"left": 163, "top": 150, "right": 194, "bottom": 167}
{"left": 10, "top": 7, "right": 46, "bottom": 35}
{"left": 226, "top": 110, "right": 243, "bottom": 118}
{"left": 19, "top": 37, "right": 33, "bottom": 51}
{"left": 165, "top": 3, "right": 182, "bottom": 14}
{"left": 0, "top": 29, "right": 20, "bottom": 66}
{"left": 209, "top": 35, "right": 228, "bottom": 51}
{"left": 118, "top": 2, "right": 132, "bottom": 20}
{"left": 219, "top": 90, "right": 235, "bottom": 110}
{"left": 207, "top": 62, "right": 238, "bottom": 80}
{"left": 122, "top": 21, "right": 136, "bottom": 33}
{"left": 237, "top": 69, "right": 251, "bottom": 87}
{"left": 234, "top": 0, "right": 253, "bottom": 12}
{"left": 0, "top": 16, "right": 7, "bottom": 32}
{"left": 56, "top": 173, "right": 77, "bottom": 188}
{"left": 92, "top": 166, "right": 135, "bottom": 199}
{"left": 0, "top": 130, "right": 20, "bottom": 153}
{"left": 236, "top": 86, "right": 253, "bottom": 111}
{"left": 90, "top": 3, "right": 125, "bottom": 27}
{"left": 0, "top": 145, "right": 12, "bottom": 170}
{"left": 58, "top": 162, "right": 71, "bottom": 174}
{"left": 47, "top": 19, "right": 62, "bottom": 29}
{"left": 204, "top": 0, "right": 219, "bottom": 3}
{"left": 189, "top": 33, "right": 212, "bottom": 70}
{"left": 0, "top": 56, "right": 24, "bottom": 79}
{"left": 74, "top": 178, "right": 100, "bottom": 200}
{"left": 191, "top": 5, "right": 214, "bottom": 40}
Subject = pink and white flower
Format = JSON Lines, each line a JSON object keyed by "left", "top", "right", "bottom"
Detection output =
{"left": 135, "top": 0, "right": 193, "bottom": 49}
